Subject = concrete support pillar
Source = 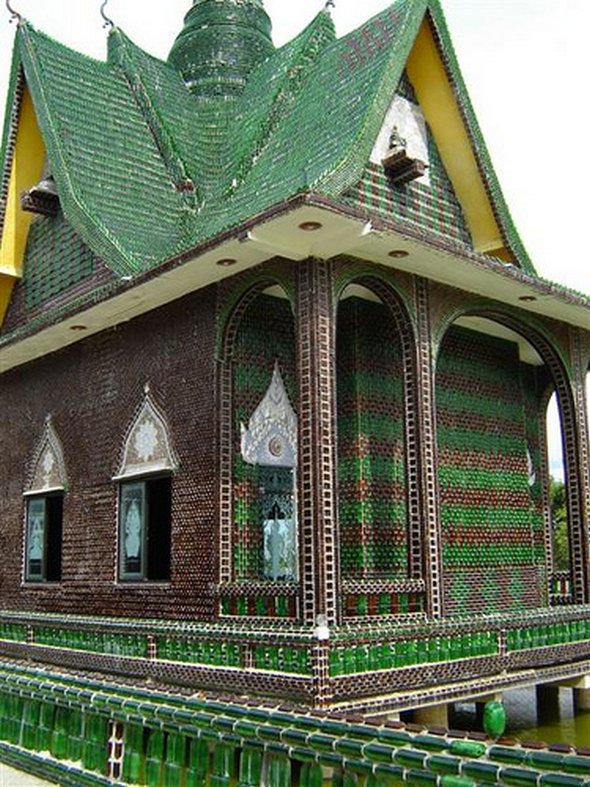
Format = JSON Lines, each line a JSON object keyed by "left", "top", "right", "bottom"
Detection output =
{"left": 574, "top": 688, "right": 590, "bottom": 711}
{"left": 413, "top": 703, "right": 449, "bottom": 729}
{"left": 536, "top": 685, "right": 561, "bottom": 723}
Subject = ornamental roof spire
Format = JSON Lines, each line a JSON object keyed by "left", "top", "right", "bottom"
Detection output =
{"left": 168, "top": 0, "right": 275, "bottom": 98}
{"left": 5, "top": 0, "right": 22, "bottom": 25}
{"left": 100, "top": 0, "right": 114, "bottom": 29}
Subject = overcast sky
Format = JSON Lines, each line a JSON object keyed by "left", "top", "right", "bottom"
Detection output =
{"left": 0, "top": 0, "right": 588, "bottom": 477}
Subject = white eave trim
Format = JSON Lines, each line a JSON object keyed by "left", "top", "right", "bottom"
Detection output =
{"left": 1, "top": 202, "right": 588, "bottom": 375}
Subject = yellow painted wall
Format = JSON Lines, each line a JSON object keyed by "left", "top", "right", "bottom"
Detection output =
{"left": 0, "top": 85, "right": 46, "bottom": 323}
{"left": 407, "top": 21, "right": 511, "bottom": 260}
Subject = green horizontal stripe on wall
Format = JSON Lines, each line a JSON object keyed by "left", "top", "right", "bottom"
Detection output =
{"left": 443, "top": 544, "right": 535, "bottom": 566}
{"left": 339, "top": 499, "right": 407, "bottom": 523}
{"left": 437, "top": 427, "right": 526, "bottom": 455}
{"left": 436, "top": 388, "right": 524, "bottom": 420}
{"left": 337, "top": 370, "right": 403, "bottom": 398}
{"left": 438, "top": 466, "right": 529, "bottom": 491}
{"left": 437, "top": 351, "right": 519, "bottom": 385}
{"left": 440, "top": 505, "right": 532, "bottom": 527}
{"left": 339, "top": 456, "right": 405, "bottom": 484}
{"left": 233, "top": 365, "right": 296, "bottom": 398}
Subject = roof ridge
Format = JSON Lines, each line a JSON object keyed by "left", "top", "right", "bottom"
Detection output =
{"left": 222, "top": 10, "right": 336, "bottom": 199}
{"left": 108, "top": 28, "right": 200, "bottom": 210}
{"left": 313, "top": 0, "right": 426, "bottom": 194}
{"left": 21, "top": 21, "right": 108, "bottom": 69}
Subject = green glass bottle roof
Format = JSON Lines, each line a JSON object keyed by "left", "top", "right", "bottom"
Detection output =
{"left": 1, "top": 0, "right": 572, "bottom": 348}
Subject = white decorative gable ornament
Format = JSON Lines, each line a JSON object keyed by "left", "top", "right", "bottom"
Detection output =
{"left": 371, "top": 95, "right": 430, "bottom": 186}
{"left": 26, "top": 416, "right": 68, "bottom": 495}
{"left": 240, "top": 362, "right": 298, "bottom": 468}
{"left": 115, "top": 384, "right": 177, "bottom": 480}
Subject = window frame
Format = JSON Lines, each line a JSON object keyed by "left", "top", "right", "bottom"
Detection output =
{"left": 117, "top": 473, "right": 172, "bottom": 583}
{"left": 23, "top": 491, "right": 63, "bottom": 583}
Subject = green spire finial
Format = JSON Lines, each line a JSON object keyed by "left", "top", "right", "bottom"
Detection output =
{"left": 169, "top": 0, "right": 274, "bottom": 98}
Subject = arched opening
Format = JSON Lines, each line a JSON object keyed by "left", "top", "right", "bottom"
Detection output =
{"left": 335, "top": 280, "right": 420, "bottom": 618}
{"left": 223, "top": 284, "right": 298, "bottom": 585}
{"left": 435, "top": 315, "right": 579, "bottom": 615}
{"left": 545, "top": 392, "right": 571, "bottom": 601}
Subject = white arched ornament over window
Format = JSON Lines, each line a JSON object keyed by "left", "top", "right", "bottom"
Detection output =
{"left": 114, "top": 384, "right": 177, "bottom": 481}
{"left": 240, "top": 361, "right": 298, "bottom": 469}
{"left": 25, "top": 416, "right": 68, "bottom": 496}
{"left": 240, "top": 362, "right": 298, "bottom": 582}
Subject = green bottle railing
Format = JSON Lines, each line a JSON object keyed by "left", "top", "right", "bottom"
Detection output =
{"left": 0, "top": 663, "right": 589, "bottom": 786}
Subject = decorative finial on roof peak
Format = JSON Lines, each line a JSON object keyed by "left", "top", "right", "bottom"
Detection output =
{"left": 100, "top": 0, "right": 114, "bottom": 29}
{"left": 324, "top": 0, "right": 335, "bottom": 10}
{"left": 5, "top": 0, "right": 22, "bottom": 25}
{"left": 144, "top": 381, "right": 151, "bottom": 395}
{"left": 169, "top": 0, "right": 274, "bottom": 98}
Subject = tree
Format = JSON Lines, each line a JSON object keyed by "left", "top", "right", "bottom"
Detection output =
{"left": 550, "top": 477, "right": 569, "bottom": 571}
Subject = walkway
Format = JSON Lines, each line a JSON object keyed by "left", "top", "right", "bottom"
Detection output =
{"left": 0, "top": 763, "right": 55, "bottom": 786}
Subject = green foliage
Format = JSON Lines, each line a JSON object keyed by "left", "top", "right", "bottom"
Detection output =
{"left": 550, "top": 478, "right": 570, "bottom": 571}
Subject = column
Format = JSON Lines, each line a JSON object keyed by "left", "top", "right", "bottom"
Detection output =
{"left": 413, "top": 703, "right": 449, "bottom": 729}
{"left": 570, "top": 329, "right": 590, "bottom": 601}
{"left": 414, "top": 277, "right": 443, "bottom": 617}
{"left": 297, "top": 259, "right": 339, "bottom": 706}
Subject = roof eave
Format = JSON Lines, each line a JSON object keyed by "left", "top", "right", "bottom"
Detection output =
{"left": 0, "top": 190, "right": 587, "bottom": 375}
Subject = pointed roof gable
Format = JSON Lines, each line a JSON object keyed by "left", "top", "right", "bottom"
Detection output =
{"left": 0, "top": 22, "right": 197, "bottom": 282}
{"left": 409, "top": 1, "right": 531, "bottom": 267}
{"left": 299, "top": 0, "right": 532, "bottom": 271}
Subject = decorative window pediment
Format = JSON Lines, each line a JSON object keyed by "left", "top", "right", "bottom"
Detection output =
{"left": 115, "top": 385, "right": 177, "bottom": 480}
{"left": 240, "top": 362, "right": 298, "bottom": 468}
{"left": 25, "top": 416, "right": 68, "bottom": 496}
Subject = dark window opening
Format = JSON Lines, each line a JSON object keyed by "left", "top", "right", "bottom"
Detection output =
{"left": 119, "top": 476, "right": 171, "bottom": 581}
{"left": 25, "top": 493, "right": 63, "bottom": 582}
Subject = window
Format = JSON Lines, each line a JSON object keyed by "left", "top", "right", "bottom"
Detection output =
{"left": 119, "top": 476, "right": 171, "bottom": 581}
{"left": 260, "top": 465, "right": 297, "bottom": 581}
{"left": 239, "top": 362, "right": 299, "bottom": 582}
{"left": 25, "top": 494, "right": 63, "bottom": 582}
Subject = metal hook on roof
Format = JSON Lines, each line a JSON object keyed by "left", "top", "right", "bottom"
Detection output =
{"left": 100, "top": 0, "right": 114, "bottom": 29}
{"left": 5, "top": 0, "right": 22, "bottom": 25}
{"left": 324, "top": 0, "right": 335, "bottom": 9}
